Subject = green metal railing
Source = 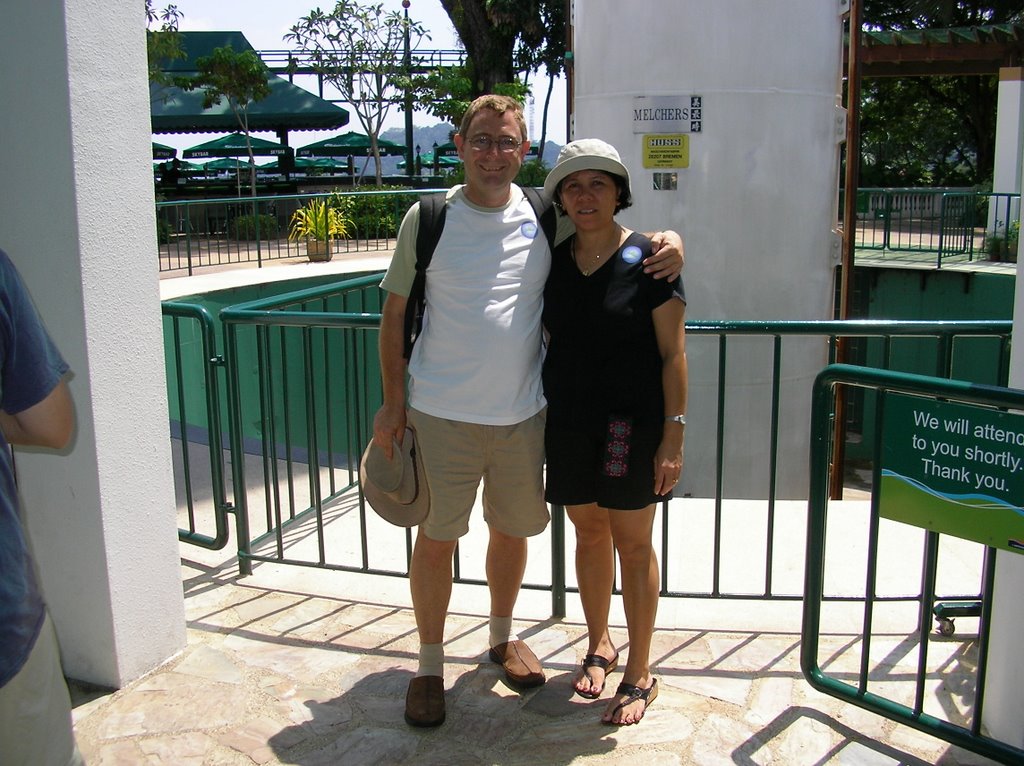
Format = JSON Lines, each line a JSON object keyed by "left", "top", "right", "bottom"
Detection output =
{"left": 219, "top": 275, "right": 388, "bottom": 576}
{"left": 679, "top": 318, "right": 1011, "bottom": 606}
{"left": 851, "top": 187, "right": 1019, "bottom": 266}
{"left": 162, "top": 273, "right": 1013, "bottom": 608}
{"left": 156, "top": 189, "right": 437, "bottom": 275}
{"left": 157, "top": 187, "right": 1020, "bottom": 275}
{"left": 162, "top": 301, "right": 231, "bottom": 549}
{"left": 853, "top": 188, "right": 1020, "bottom": 267}
{"left": 804, "top": 364, "right": 1024, "bottom": 765}
{"left": 161, "top": 284, "right": 1021, "bottom": 761}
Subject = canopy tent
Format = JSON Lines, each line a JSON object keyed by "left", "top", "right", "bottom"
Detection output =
{"left": 151, "top": 78, "right": 349, "bottom": 136}
{"left": 297, "top": 131, "right": 406, "bottom": 158}
{"left": 152, "top": 141, "right": 177, "bottom": 159}
{"left": 261, "top": 156, "right": 346, "bottom": 171}
{"left": 150, "top": 32, "right": 349, "bottom": 139}
{"left": 202, "top": 157, "right": 255, "bottom": 171}
{"left": 183, "top": 132, "right": 290, "bottom": 160}
{"left": 399, "top": 150, "right": 461, "bottom": 170}
{"left": 434, "top": 141, "right": 459, "bottom": 158}
{"left": 152, "top": 159, "right": 201, "bottom": 173}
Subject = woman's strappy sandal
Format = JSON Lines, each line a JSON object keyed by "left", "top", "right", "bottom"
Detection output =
{"left": 573, "top": 652, "right": 619, "bottom": 699}
{"left": 603, "top": 678, "right": 658, "bottom": 724}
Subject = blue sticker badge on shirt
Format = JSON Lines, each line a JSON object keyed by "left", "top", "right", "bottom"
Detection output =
{"left": 621, "top": 245, "right": 643, "bottom": 264}
{"left": 521, "top": 221, "right": 539, "bottom": 239}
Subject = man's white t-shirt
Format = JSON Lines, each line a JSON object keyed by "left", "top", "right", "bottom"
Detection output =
{"left": 381, "top": 185, "right": 565, "bottom": 426}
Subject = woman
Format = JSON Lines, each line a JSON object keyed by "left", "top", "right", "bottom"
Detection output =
{"left": 541, "top": 139, "right": 687, "bottom": 725}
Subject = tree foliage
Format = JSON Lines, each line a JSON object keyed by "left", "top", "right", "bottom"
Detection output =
{"left": 857, "top": 1, "right": 1022, "bottom": 188}
{"left": 286, "top": 0, "right": 428, "bottom": 186}
{"left": 415, "top": 69, "right": 527, "bottom": 130}
{"left": 145, "top": 0, "right": 184, "bottom": 85}
{"left": 859, "top": 78, "right": 992, "bottom": 186}
{"left": 430, "top": 1, "right": 566, "bottom": 146}
{"left": 862, "top": 0, "right": 1022, "bottom": 28}
{"left": 183, "top": 47, "right": 272, "bottom": 195}
{"left": 513, "top": 0, "right": 567, "bottom": 155}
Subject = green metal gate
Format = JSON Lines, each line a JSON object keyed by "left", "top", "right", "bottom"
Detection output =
{"left": 803, "top": 364, "right": 1024, "bottom": 765}
{"left": 163, "top": 301, "right": 232, "bottom": 549}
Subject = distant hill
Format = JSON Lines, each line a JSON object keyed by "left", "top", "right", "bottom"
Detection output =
{"left": 382, "top": 123, "right": 455, "bottom": 152}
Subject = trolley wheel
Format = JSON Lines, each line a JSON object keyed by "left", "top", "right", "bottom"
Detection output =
{"left": 936, "top": 617, "right": 956, "bottom": 637}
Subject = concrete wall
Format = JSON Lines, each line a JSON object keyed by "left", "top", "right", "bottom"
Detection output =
{"left": 0, "top": 1, "right": 185, "bottom": 685}
{"left": 571, "top": 1, "right": 844, "bottom": 498}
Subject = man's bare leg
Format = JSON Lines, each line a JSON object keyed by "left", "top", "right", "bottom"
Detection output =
{"left": 405, "top": 530, "right": 458, "bottom": 727}
{"left": 485, "top": 526, "right": 546, "bottom": 688}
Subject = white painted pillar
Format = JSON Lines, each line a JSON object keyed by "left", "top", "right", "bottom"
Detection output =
{"left": 988, "top": 67, "right": 1024, "bottom": 237}
{"left": 0, "top": 1, "right": 185, "bottom": 686}
{"left": 992, "top": 67, "right": 1024, "bottom": 197}
{"left": 982, "top": 117, "right": 1024, "bottom": 747}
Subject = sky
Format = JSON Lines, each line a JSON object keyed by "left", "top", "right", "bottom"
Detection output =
{"left": 158, "top": 0, "right": 567, "bottom": 153}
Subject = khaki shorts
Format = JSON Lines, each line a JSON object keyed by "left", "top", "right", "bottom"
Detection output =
{"left": 409, "top": 408, "right": 550, "bottom": 541}
{"left": 0, "top": 613, "right": 84, "bottom": 766}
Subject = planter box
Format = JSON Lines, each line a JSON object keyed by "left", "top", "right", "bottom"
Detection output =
{"left": 306, "top": 239, "right": 333, "bottom": 262}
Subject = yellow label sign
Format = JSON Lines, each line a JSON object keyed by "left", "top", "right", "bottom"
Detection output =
{"left": 642, "top": 134, "right": 689, "bottom": 168}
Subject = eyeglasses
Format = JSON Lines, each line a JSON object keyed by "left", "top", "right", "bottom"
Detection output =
{"left": 467, "top": 135, "right": 523, "bottom": 153}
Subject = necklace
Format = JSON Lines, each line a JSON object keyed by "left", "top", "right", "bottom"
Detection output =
{"left": 571, "top": 227, "right": 622, "bottom": 276}
{"left": 571, "top": 239, "right": 603, "bottom": 276}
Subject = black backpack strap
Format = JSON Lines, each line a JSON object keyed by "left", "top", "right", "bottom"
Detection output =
{"left": 521, "top": 186, "right": 557, "bottom": 252}
{"left": 402, "top": 192, "right": 447, "bottom": 359}
{"left": 401, "top": 188, "right": 553, "bottom": 360}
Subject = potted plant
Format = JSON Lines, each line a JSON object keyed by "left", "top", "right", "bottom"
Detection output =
{"left": 984, "top": 219, "right": 1020, "bottom": 263}
{"left": 288, "top": 198, "right": 352, "bottom": 261}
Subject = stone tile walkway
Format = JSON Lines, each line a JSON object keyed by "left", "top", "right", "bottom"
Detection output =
{"left": 69, "top": 531, "right": 1006, "bottom": 766}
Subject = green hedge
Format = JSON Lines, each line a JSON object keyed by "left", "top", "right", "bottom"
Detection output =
{"left": 334, "top": 186, "right": 415, "bottom": 239}
{"left": 230, "top": 213, "right": 281, "bottom": 240}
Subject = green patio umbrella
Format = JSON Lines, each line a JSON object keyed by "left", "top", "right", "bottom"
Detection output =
{"left": 183, "top": 133, "right": 294, "bottom": 195}
{"left": 399, "top": 151, "right": 461, "bottom": 170}
{"left": 200, "top": 156, "right": 259, "bottom": 196}
{"left": 152, "top": 141, "right": 177, "bottom": 160}
{"left": 296, "top": 131, "right": 406, "bottom": 158}
{"left": 202, "top": 157, "right": 255, "bottom": 171}
{"left": 183, "top": 132, "right": 291, "bottom": 160}
{"left": 433, "top": 141, "right": 458, "bottom": 158}
{"left": 261, "top": 156, "right": 345, "bottom": 171}
{"left": 153, "top": 159, "right": 201, "bottom": 172}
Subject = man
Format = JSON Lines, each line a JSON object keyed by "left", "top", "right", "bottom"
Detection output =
{"left": 373, "top": 95, "right": 684, "bottom": 727}
{"left": 0, "top": 249, "right": 81, "bottom": 765}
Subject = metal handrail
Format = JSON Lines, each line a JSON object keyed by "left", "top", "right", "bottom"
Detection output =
{"left": 156, "top": 189, "right": 441, "bottom": 275}
{"left": 157, "top": 187, "right": 1020, "bottom": 275}
{"left": 182, "top": 272, "right": 1012, "bottom": 606}
{"left": 852, "top": 188, "right": 1020, "bottom": 267}
{"left": 163, "top": 301, "right": 231, "bottom": 549}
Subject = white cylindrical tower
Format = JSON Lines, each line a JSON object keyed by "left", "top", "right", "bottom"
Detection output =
{"left": 570, "top": 0, "right": 845, "bottom": 498}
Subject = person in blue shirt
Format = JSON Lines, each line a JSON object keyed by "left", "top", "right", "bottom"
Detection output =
{"left": 0, "top": 248, "right": 81, "bottom": 765}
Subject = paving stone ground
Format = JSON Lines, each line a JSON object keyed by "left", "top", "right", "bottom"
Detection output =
{"left": 69, "top": 506, "right": 1006, "bottom": 766}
